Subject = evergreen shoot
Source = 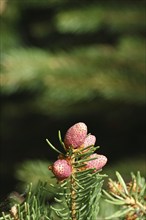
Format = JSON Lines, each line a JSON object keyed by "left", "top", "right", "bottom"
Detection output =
{"left": 103, "top": 171, "right": 146, "bottom": 219}
{"left": 0, "top": 122, "right": 107, "bottom": 219}
{"left": 0, "top": 122, "right": 145, "bottom": 219}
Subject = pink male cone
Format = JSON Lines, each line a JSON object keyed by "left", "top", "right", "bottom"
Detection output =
{"left": 83, "top": 134, "right": 96, "bottom": 148}
{"left": 64, "top": 122, "right": 87, "bottom": 149}
{"left": 86, "top": 153, "right": 107, "bottom": 172}
{"left": 52, "top": 159, "right": 72, "bottom": 180}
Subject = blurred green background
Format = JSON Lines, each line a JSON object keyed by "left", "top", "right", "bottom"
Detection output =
{"left": 0, "top": 0, "right": 146, "bottom": 197}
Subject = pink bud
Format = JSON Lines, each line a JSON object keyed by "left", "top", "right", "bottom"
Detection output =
{"left": 86, "top": 153, "right": 107, "bottom": 172}
{"left": 64, "top": 122, "right": 87, "bottom": 149}
{"left": 52, "top": 159, "right": 72, "bottom": 180}
{"left": 83, "top": 134, "right": 96, "bottom": 148}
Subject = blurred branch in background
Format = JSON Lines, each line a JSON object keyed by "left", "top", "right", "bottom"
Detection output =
{"left": 0, "top": 0, "right": 7, "bottom": 15}
{"left": 1, "top": 40, "right": 145, "bottom": 116}
{"left": 0, "top": 0, "right": 145, "bottom": 115}
{"left": 0, "top": 0, "right": 146, "bottom": 198}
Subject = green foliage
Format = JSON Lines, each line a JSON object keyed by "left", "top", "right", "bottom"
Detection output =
{"left": 15, "top": 160, "right": 59, "bottom": 200}
{"left": 0, "top": 133, "right": 106, "bottom": 219}
{"left": 1, "top": 0, "right": 146, "bottom": 116}
{"left": 0, "top": 1, "right": 146, "bottom": 218}
{"left": 45, "top": 133, "right": 106, "bottom": 220}
{"left": 1, "top": 38, "right": 145, "bottom": 116}
{"left": 0, "top": 131, "right": 145, "bottom": 219}
{"left": 1, "top": 171, "right": 145, "bottom": 220}
{"left": 56, "top": 3, "right": 145, "bottom": 34}
{"left": 103, "top": 171, "right": 146, "bottom": 219}
{"left": 0, "top": 182, "right": 50, "bottom": 220}
{"left": 47, "top": 171, "right": 104, "bottom": 220}
{"left": 104, "top": 155, "right": 146, "bottom": 180}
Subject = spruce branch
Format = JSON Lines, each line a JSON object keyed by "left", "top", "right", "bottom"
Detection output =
{"left": 1, "top": 122, "right": 145, "bottom": 219}
{"left": 0, "top": 122, "right": 107, "bottom": 219}
{"left": 0, "top": 182, "right": 50, "bottom": 220}
{"left": 103, "top": 171, "right": 146, "bottom": 220}
{"left": 47, "top": 122, "right": 108, "bottom": 219}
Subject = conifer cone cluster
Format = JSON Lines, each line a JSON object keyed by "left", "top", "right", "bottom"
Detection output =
{"left": 50, "top": 122, "right": 107, "bottom": 180}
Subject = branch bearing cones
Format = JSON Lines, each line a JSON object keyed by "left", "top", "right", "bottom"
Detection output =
{"left": 48, "top": 122, "right": 107, "bottom": 181}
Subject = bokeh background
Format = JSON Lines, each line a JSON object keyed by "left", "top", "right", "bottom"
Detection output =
{"left": 0, "top": 0, "right": 146, "bottom": 198}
